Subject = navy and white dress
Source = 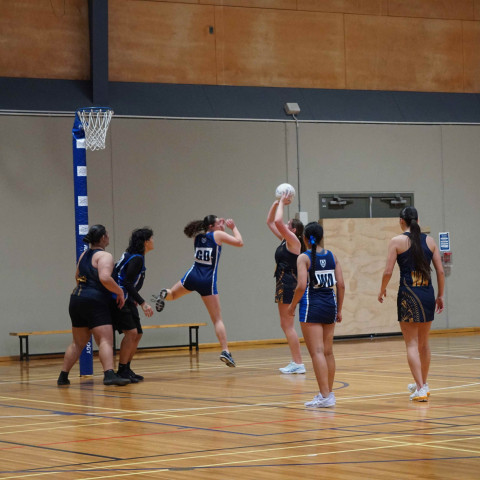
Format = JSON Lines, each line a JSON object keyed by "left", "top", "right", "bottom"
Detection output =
{"left": 299, "top": 249, "right": 338, "bottom": 324}
{"left": 397, "top": 233, "right": 435, "bottom": 323}
{"left": 181, "top": 231, "right": 221, "bottom": 296}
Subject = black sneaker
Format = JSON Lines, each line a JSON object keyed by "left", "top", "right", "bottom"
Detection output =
{"left": 103, "top": 370, "right": 131, "bottom": 386}
{"left": 118, "top": 368, "right": 139, "bottom": 383}
{"left": 128, "top": 368, "right": 144, "bottom": 381}
{"left": 220, "top": 351, "right": 236, "bottom": 367}
{"left": 152, "top": 289, "right": 167, "bottom": 312}
{"left": 57, "top": 371, "right": 70, "bottom": 386}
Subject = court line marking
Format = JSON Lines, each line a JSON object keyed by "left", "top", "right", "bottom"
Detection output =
{"left": 4, "top": 345, "right": 478, "bottom": 385}
{"left": 1, "top": 392, "right": 478, "bottom": 439}
{"left": 380, "top": 435, "right": 480, "bottom": 454}
{"left": 1, "top": 407, "right": 479, "bottom": 476}
{"left": 0, "top": 396, "right": 136, "bottom": 414}
{"left": 3, "top": 419, "right": 475, "bottom": 475}
{"left": 1, "top": 382, "right": 479, "bottom": 454}
{"left": 20, "top": 430, "right": 480, "bottom": 480}
{"left": 1, "top": 356, "right": 478, "bottom": 388}
{"left": 1, "top": 392, "right": 478, "bottom": 435}
{"left": 384, "top": 438, "right": 480, "bottom": 455}
{"left": 1, "top": 382, "right": 479, "bottom": 428}
{"left": 0, "top": 435, "right": 439, "bottom": 479}
{"left": 14, "top": 380, "right": 480, "bottom": 409}
{"left": 2, "top": 399, "right": 480, "bottom": 454}
{"left": 1, "top": 341, "right": 477, "bottom": 384}
{"left": 432, "top": 353, "right": 480, "bottom": 359}
{"left": 6, "top": 406, "right": 476, "bottom": 464}
{"left": 3, "top": 456, "right": 480, "bottom": 477}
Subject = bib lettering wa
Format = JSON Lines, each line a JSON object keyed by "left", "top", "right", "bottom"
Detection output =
{"left": 314, "top": 269, "right": 336, "bottom": 288}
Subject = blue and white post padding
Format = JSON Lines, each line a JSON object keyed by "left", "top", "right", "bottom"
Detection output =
{"left": 72, "top": 114, "right": 93, "bottom": 376}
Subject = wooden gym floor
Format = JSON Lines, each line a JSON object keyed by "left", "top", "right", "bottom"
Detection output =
{"left": 0, "top": 334, "right": 479, "bottom": 479}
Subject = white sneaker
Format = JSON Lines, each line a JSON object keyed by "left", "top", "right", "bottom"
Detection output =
{"left": 410, "top": 385, "right": 429, "bottom": 402}
{"left": 279, "top": 361, "right": 306, "bottom": 374}
{"left": 408, "top": 382, "right": 430, "bottom": 396}
{"left": 305, "top": 392, "right": 335, "bottom": 408}
{"left": 319, "top": 392, "right": 336, "bottom": 407}
{"left": 305, "top": 394, "right": 322, "bottom": 407}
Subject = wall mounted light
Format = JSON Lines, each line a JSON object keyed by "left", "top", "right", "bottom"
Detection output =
{"left": 284, "top": 102, "right": 301, "bottom": 116}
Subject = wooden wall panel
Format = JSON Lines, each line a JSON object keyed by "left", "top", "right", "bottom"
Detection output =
{"left": 214, "top": 7, "right": 345, "bottom": 88}
{"left": 298, "top": 0, "right": 386, "bottom": 15}
{"left": 387, "top": 0, "right": 475, "bottom": 20}
{"left": 2, "top": 0, "right": 479, "bottom": 93}
{"left": 345, "top": 15, "right": 464, "bottom": 92}
{"left": 0, "top": 0, "right": 89, "bottom": 80}
{"left": 123, "top": 0, "right": 478, "bottom": 21}
{"left": 145, "top": 0, "right": 380, "bottom": 10}
{"left": 109, "top": 0, "right": 217, "bottom": 84}
{"left": 200, "top": 0, "right": 298, "bottom": 8}
{"left": 141, "top": 0, "right": 199, "bottom": 4}
{"left": 462, "top": 21, "right": 480, "bottom": 92}
{"left": 475, "top": 0, "right": 480, "bottom": 20}
{"left": 322, "top": 218, "right": 401, "bottom": 336}
{"left": 138, "top": 0, "right": 297, "bottom": 7}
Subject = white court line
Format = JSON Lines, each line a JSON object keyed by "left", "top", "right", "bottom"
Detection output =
{"left": 2, "top": 383, "right": 480, "bottom": 419}
{"left": 2, "top": 345, "right": 478, "bottom": 385}
{"left": 432, "top": 353, "right": 478, "bottom": 360}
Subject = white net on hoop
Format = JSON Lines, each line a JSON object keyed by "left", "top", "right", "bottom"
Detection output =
{"left": 77, "top": 108, "right": 113, "bottom": 151}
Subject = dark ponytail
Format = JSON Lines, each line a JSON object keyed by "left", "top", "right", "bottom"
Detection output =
{"left": 291, "top": 218, "right": 306, "bottom": 252}
{"left": 184, "top": 215, "right": 217, "bottom": 238}
{"left": 83, "top": 224, "right": 106, "bottom": 245}
{"left": 400, "top": 207, "right": 431, "bottom": 284}
{"left": 126, "top": 227, "right": 153, "bottom": 254}
{"left": 304, "top": 222, "right": 324, "bottom": 287}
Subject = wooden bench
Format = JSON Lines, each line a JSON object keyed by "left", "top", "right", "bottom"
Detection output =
{"left": 138, "top": 323, "right": 207, "bottom": 353}
{"left": 10, "top": 322, "right": 207, "bottom": 361}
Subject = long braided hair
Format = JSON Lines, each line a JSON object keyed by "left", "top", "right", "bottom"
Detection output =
{"left": 304, "top": 222, "right": 324, "bottom": 287}
{"left": 291, "top": 218, "right": 306, "bottom": 252}
{"left": 400, "top": 207, "right": 431, "bottom": 284}
{"left": 184, "top": 215, "right": 217, "bottom": 238}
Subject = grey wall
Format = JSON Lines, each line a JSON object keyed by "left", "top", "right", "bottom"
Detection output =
{"left": 1, "top": 114, "right": 478, "bottom": 357}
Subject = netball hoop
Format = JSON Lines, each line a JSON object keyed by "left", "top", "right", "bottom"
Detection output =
{"left": 75, "top": 107, "right": 113, "bottom": 151}
{"left": 71, "top": 106, "right": 113, "bottom": 376}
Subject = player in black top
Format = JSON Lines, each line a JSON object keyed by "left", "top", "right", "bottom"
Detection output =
{"left": 379, "top": 207, "right": 445, "bottom": 402}
{"left": 267, "top": 193, "right": 305, "bottom": 374}
{"left": 58, "top": 224, "right": 130, "bottom": 386}
{"left": 112, "top": 228, "right": 155, "bottom": 383}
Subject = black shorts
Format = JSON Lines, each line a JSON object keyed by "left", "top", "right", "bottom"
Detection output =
{"left": 112, "top": 301, "right": 143, "bottom": 334}
{"left": 69, "top": 295, "right": 113, "bottom": 329}
{"left": 275, "top": 271, "right": 297, "bottom": 304}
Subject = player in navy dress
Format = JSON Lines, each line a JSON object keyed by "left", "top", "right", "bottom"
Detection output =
{"left": 267, "top": 192, "right": 305, "bottom": 374}
{"left": 379, "top": 207, "right": 445, "bottom": 402}
{"left": 112, "top": 227, "right": 154, "bottom": 383}
{"left": 288, "top": 222, "right": 345, "bottom": 408}
{"left": 58, "top": 224, "right": 130, "bottom": 386}
{"left": 153, "top": 215, "right": 243, "bottom": 367}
